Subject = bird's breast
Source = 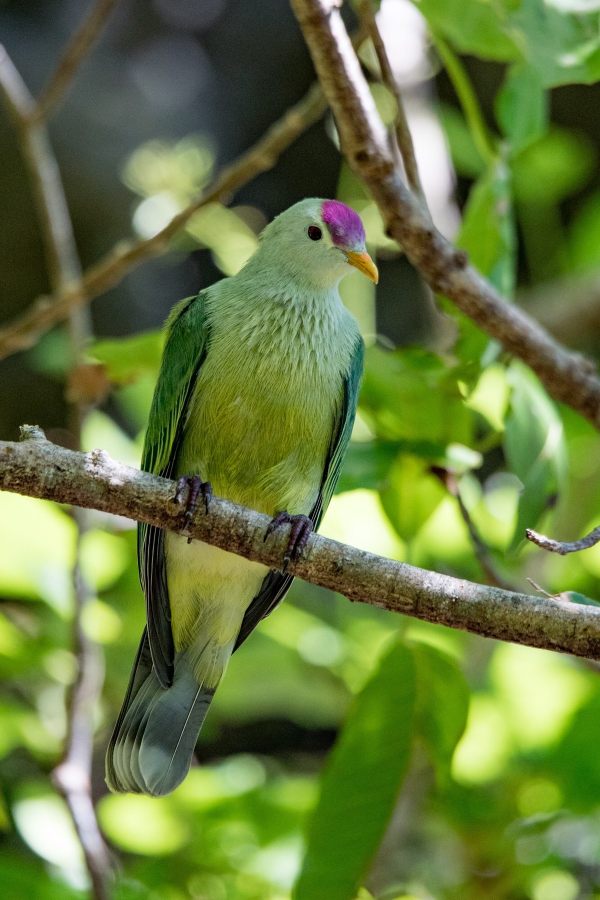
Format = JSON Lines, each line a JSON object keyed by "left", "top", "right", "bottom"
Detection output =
{"left": 176, "top": 348, "right": 341, "bottom": 517}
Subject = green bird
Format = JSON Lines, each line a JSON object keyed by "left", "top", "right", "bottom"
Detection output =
{"left": 106, "top": 198, "right": 378, "bottom": 796}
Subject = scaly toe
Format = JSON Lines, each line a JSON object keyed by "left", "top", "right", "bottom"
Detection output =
{"left": 265, "top": 511, "right": 313, "bottom": 567}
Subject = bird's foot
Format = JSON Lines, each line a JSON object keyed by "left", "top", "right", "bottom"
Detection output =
{"left": 173, "top": 475, "right": 213, "bottom": 543}
{"left": 264, "top": 511, "right": 313, "bottom": 568}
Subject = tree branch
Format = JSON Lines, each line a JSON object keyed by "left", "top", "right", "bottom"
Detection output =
{"left": 0, "top": 46, "right": 80, "bottom": 287}
{"left": 289, "top": 0, "right": 600, "bottom": 430}
{"left": 29, "top": 0, "right": 120, "bottom": 126}
{"left": 357, "top": 0, "right": 425, "bottom": 201}
{"left": 3, "top": 428, "right": 600, "bottom": 662}
{"left": 0, "top": 81, "right": 327, "bottom": 361}
{"left": 0, "top": 45, "right": 111, "bottom": 900}
{"left": 526, "top": 525, "right": 600, "bottom": 556}
{"left": 430, "top": 467, "right": 515, "bottom": 591}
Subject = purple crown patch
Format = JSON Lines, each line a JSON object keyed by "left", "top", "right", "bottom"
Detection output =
{"left": 321, "top": 199, "right": 365, "bottom": 249}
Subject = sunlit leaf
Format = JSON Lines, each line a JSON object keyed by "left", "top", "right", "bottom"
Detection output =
{"left": 98, "top": 794, "right": 190, "bottom": 856}
{"left": 89, "top": 330, "right": 164, "bottom": 385}
{"left": 415, "top": 0, "right": 519, "bottom": 61}
{"left": 417, "top": 0, "right": 600, "bottom": 85}
{"left": 0, "top": 493, "right": 75, "bottom": 613}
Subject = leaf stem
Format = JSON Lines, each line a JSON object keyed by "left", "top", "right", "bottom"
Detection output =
{"left": 431, "top": 32, "right": 496, "bottom": 165}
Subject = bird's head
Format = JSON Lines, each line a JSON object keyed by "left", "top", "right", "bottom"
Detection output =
{"left": 254, "top": 198, "right": 379, "bottom": 291}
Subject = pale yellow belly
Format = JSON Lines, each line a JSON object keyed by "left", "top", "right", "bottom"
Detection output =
{"left": 164, "top": 531, "right": 268, "bottom": 663}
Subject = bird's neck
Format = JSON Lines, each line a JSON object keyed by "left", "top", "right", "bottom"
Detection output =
{"left": 205, "top": 267, "right": 358, "bottom": 375}
{"left": 239, "top": 245, "right": 344, "bottom": 295}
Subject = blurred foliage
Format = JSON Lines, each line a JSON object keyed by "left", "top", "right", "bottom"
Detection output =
{"left": 3, "top": 0, "right": 600, "bottom": 898}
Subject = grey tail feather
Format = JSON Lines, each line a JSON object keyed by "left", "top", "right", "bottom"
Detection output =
{"left": 106, "top": 629, "right": 214, "bottom": 796}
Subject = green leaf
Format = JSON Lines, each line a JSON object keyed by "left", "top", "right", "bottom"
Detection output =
{"left": 417, "top": 0, "right": 600, "bottom": 87}
{"left": 511, "top": 0, "right": 600, "bottom": 88}
{"left": 513, "top": 127, "right": 595, "bottom": 206}
{"left": 379, "top": 454, "right": 446, "bottom": 542}
{"left": 360, "top": 347, "right": 473, "bottom": 446}
{"left": 495, "top": 64, "right": 548, "bottom": 153}
{"left": 338, "top": 439, "right": 480, "bottom": 495}
{"left": 567, "top": 189, "right": 600, "bottom": 273}
{"left": 451, "top": 157, "right": 516, "bottom": 371}
{"left": 294, "top": 641, "right": 416, "bottom": 900}
{"left": 458, "top": 157, "right": 515, "bottom": 298}
{"left": 412, "top": 642, "right": 469, "bottom": 782}
{"left": 337, "top": 441, "right": 402, "bottom": 494}
{"left": 504, "top": 362, "right": 567, "bottom": 552}
{"left": 415, "top": 0, "right": 519, "bottom": 61}
{"left": 88, "top": 330, "right": 164, "bottom": 384}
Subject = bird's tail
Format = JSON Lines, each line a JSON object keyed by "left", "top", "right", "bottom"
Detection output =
{"left": 106, "top": 629, "right": 220, "bottom": 796}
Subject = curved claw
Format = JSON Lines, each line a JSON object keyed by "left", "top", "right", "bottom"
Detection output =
{"left": 265, "top": 511, "right": 313, "bottom": 568}
{"left": 173, "top": 475, "right": 213, "bottom": 542}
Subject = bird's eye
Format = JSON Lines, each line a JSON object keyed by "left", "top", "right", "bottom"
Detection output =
{"left": 307, "top": 225, "right": 322, "bottom": 241}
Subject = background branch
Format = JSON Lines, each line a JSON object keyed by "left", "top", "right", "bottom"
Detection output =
{"left": 526, "top": 525, "right": 600, "bottom": 556}
{"left": 0, "top": 81, "right": 327, "bottom": 361}
{"left": 2, "top": 428, "right": 600, "bottom": 662}
{"left": 30, "top": 0, "right": 120, "bottom": 125}
{"left": 0, "top": 43, "right": 111, "bottom": 900}
{"left": 357, "top": 0, "right": 425, "bottom": 201}
{"left": 289, "top": 0, "right": 600, "bottom": 430}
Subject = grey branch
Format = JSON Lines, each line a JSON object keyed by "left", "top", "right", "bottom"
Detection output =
{"left": 3, "top": 428, "right": 600, "bottom": 662}
{"left": 289, "top": 0, "right": 600, "bottom": 430}
{"left": 30, "top": 0, "right": 121, "bottom": 125}
{"left": 0, "top": 45, "right": 111, "bottom": 900}
{"left": 0, "top": 81, "right": 327, "bottom": 361}
{"left": 357, "top": 0, "right": 425, "bottom": 201}
{"left": 526, "top": 526, "right": 600, "bottom": 556}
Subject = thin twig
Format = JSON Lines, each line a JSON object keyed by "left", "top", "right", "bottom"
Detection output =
{"left": 0, "top": 45, "right": 111, "bottom": 900}
{"left": 29, "top": 0, "right": 120, "bottom": 125}
{"left": 289, "top": 0, "right": 600, "bottom": 431}
{"left": 430, "top": 467, "right": 514, "bottom": 590}
{"left": 357, "top": 0, "right": 425, "bottom": 201}
{"left": 526, "top": 526, "right": 600, "bottom": 556}
{"left": 0, "top": 81, "right": 327, "bottom": 360}
{"left": 3, "top": 429, "right": 600, "bottom": 662}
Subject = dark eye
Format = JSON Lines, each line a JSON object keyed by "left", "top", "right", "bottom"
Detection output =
{"left": 307, "top": 225, "right": 322, "bottom": 241}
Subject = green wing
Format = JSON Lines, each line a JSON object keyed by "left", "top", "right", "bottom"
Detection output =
{"left": 310, "top": 335, "right": 364, "bottom": 530}
{"left": 138, "top": 293, "right": 210, "bottom": 687}
{"left": 234, "top": 335, "right": 364, "bottom": 649}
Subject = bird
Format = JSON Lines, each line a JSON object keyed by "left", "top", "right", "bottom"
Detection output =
{"left": 105, "top": 198, "right": 378, "bottom": 796}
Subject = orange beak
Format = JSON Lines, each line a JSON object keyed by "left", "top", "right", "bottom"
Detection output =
{"left": 344, "top": 250, "right": 379, "bottom": 284}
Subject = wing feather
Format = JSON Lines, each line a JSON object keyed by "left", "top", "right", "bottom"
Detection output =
{"left": 138, "top": 293, "right": 210, "bottom": 687}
